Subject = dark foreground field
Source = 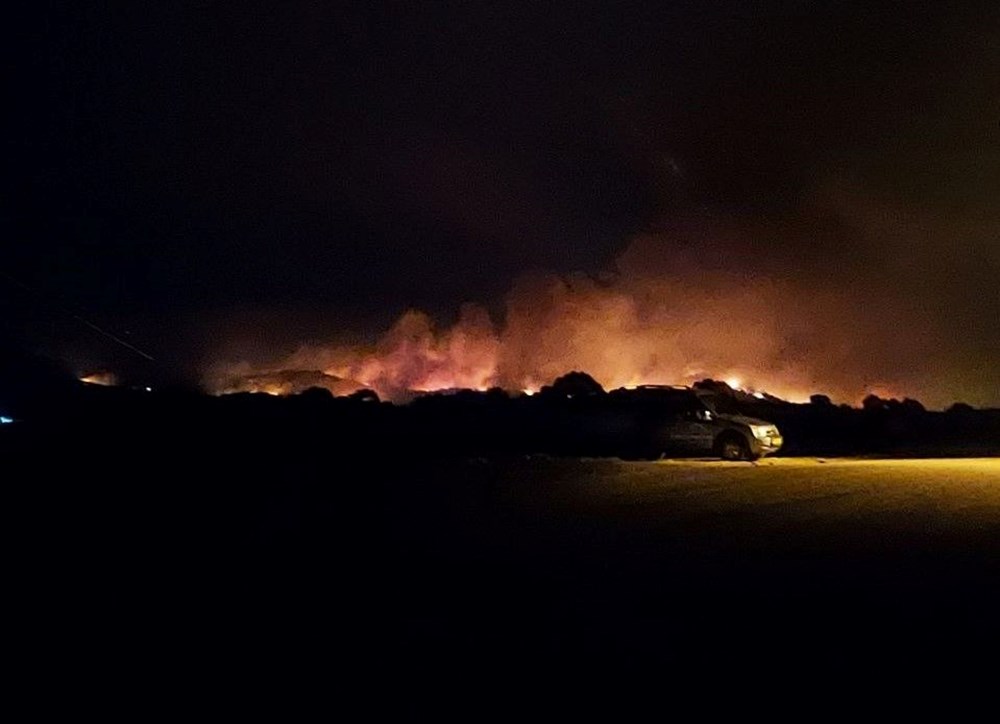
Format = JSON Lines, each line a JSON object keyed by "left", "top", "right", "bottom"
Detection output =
{"left": 7, "top": 413, "right": 999, "bottom": 700}
{"left": 359, "top": 457, "right": 1000, "bottom": 675}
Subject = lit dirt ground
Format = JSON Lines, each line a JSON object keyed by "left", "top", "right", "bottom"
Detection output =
{"left": 372, "top": 457, "right": 1000, "bottom": 671}
{"left": 542, "top": 456, "right": 1000, "bottom": 526}
{"left": 425, "top": 456, "right": 1000, "bottom": 544}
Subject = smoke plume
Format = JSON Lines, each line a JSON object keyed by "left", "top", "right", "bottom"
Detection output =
{"left": 207, "top": 187, "right": 999, "bottom": 409}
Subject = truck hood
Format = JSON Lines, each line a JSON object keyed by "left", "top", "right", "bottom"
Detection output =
{"left": 717, "top": 413, "right": 776, "bottom": 428}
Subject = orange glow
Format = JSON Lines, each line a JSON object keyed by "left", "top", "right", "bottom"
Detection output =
{"left": 80, "top": 372, "right": 118, "bottom": 387}
{"left": 204, "top": 231, "right": 943, "bottom": 406}
{"left": 205, "top": 302, "right": 829, "bottom": 405}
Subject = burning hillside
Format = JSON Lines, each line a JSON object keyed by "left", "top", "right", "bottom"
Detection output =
{"left": 206, "top": 275, "right": 823, "bottom": 405}
{"left": 206, "top": 204, "right": 998, "bottom": 410}
{"left": 211, "top": 369, "right": 366, "bottom": 398}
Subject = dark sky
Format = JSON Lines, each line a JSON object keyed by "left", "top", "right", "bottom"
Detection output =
{"left": 5, "top": 2, "right": 999, "bottom": 396}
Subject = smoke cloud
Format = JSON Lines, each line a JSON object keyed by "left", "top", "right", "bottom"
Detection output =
{"left": 207, "top": 185, "right": 999, "bottom": 409}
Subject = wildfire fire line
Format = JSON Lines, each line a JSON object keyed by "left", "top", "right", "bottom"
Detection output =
{"left": 206, "top": 253, "right": 932, "bottom": 405}
{"left": 206, "top": 301, "right": 815, "bottom": 403}
{"left": 204, "top": 210, "right": 998, "bottom": 410}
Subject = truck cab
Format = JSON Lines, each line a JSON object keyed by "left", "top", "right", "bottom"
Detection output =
{"left": 613, "top": 386, "right": 783, "bottom": 460}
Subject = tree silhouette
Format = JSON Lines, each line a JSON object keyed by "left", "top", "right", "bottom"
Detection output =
{"left": 542, "top": 371, "right": 605, "bottom": 399}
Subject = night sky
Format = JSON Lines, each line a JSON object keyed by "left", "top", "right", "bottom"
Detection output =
{"left": 5, "top": 2, "right": 999, "bottom": 405}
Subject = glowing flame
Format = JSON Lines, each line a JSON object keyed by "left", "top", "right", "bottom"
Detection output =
{"left": 206, "top": 288, "right": 821, "bottom": 404}
{"left": 80, "top": 372, "right": 118, "bottom": 387}
{"left": 205, "top": 225, "right": 966, "bottom": 407}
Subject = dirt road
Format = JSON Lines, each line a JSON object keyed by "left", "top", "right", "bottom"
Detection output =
{"left": 373, "top": 457, "right": 1000, "bottom": 670}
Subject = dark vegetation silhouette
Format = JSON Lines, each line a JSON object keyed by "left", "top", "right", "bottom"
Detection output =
{"left": 539, "top": 370, "right": 605, "bottom": 399}
{"left": 2, "top": 355, "right": 998, "bottom": 459}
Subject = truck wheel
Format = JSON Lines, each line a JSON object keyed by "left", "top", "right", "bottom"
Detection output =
{"left": 715, "top": 433, "right": 753, "bottom": 461}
